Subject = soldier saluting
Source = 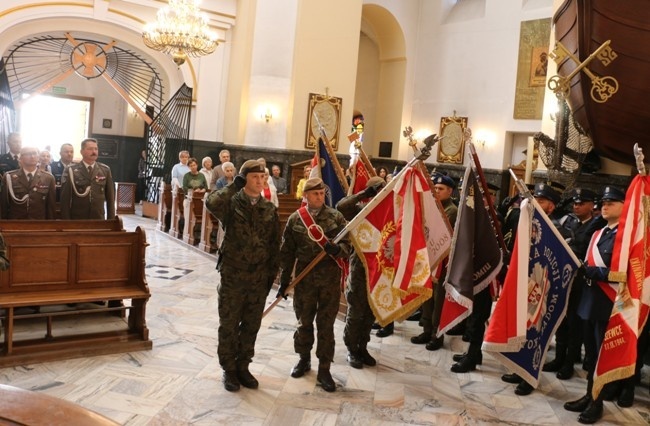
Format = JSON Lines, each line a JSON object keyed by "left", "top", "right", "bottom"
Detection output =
{"left": 205, "top": 159, "right": 281, "bottom": 392}
{"left": 60, "top": 138, "right": 115, "bottom": 220}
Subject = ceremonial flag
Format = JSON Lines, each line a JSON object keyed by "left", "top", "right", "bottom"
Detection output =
{"left": 483, "top": 197, "right": 580, "bottom": 387}
{"left": 307, "top": 137, "right": 347, "bottom": 207}
{"left": 592, "top": 175, "right": 650, "bottom": 399}
{"left": 438, "top": 162, "right": 502, "bottom": 335}
{"left": 349, "top": 166, "right": 438, "bottom": 325}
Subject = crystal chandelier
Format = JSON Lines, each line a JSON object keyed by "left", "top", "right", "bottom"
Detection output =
{"left": 143, "top": 0, "right": 218, "bottom": 66}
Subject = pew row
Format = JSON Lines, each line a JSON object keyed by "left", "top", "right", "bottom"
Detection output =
{"left": 0, "top": 222, "right": 151, "bottom": 367}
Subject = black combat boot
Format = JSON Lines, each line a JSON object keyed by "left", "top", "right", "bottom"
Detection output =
{"left": 376, "top": 322, "right": 394, "bottom": 337}
{"left": 346, "top": 351, "right": 363, "bottom": 369}
{"left": 291, "top": 355, "right": 311, "bottom": 378}
{"left": 317, "top": 364, "right": 336, "bottom": 392}
{"left": 425, "top": 335, "right": 444, "bottom": 351}
{"left": 222, "top": 370, "right": 240, "bottom": 392}
{"left": 359, "top": 347, "right": 376, "bottom": 366}
{"left": 578, "top": 399, "right": 603, "bottom": 424}
{"left": 452, "top": 352, "right": 483, "bottom": 364}
{"left": 564, "top": 394, "right": 591, "bottom": 412}
{"left": 451, "top": 347, "right": 482, "bottom": 373}
{"left": 543, "top": 344, "right": 567, "bottom": 372}
{"left": 410, "top": 332, "right": 431, "bottom": 344}
{"left": 236, "top": 364, "right": 259, "bottom": 389}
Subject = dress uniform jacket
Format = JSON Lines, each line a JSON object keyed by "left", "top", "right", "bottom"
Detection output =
{"left": 0, "top": 153, "right": 19, "bottom": 176}
{"left": 50, "top": 160, "right": 69, "bottom": 186}
{"left": 60, "top": 162, "right": 115, "bottom": 219}
{"left": 0, "top": 169, "right": 56, "bottom": 219}
{"left": 578, "top": 225, "right": 617, "bottom": 322}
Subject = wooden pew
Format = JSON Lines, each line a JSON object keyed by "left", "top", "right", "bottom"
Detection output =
{"left": 0, "top": 222, "right": 151, "bottom": 367}
{"left": 0, "top": 217, "right": 124, "bottom": 233}
{"left": 183, "top": 191, "right": 206, "bottom": 246}
{"left": 200, "top": 200, "right": 220, "bottom": 254}
{"left": 170, "top": 187, "right": 185, "bottom": 238}
{"left": 157, "top": 182, "right": 172, "bottom": 232}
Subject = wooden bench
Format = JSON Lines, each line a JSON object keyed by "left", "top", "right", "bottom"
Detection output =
{"left": 0, "top": 217, "right": 124, "bottom": 233}
{"left": 0, "top": 222, "right": 151, "bottom": 367}
{"left": 183, "top": 191, "right": 206, "bottom": 246}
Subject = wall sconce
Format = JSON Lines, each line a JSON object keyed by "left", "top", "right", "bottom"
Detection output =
{"left": 262, "top": 108, "right": 272, "bottom": 123}
{"left": 474, "top": 129, "right": 496, "bottom": 150}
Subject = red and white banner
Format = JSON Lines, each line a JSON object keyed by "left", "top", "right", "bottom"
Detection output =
{"left": 348, "top": 166, "right": 449, "bottom": 325}
{"left": 348, "top": 155, "right": 371, "bottom": 196}
{"left": 592, "top": 175, "right": 650, "bottom": 399}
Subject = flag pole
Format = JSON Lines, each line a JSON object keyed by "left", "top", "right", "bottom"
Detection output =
{"left": 263, "top": 134, "right": 440, "bottom": 317}
{"left": 468, "top": 142, "right": 507, "bottom": 254}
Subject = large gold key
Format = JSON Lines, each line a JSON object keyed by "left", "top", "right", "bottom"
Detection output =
{"left": 548, "top": 40, "right": 618, "bottom": 103}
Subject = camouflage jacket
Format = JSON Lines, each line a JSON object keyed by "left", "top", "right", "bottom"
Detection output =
{"left": 279, "top": 205, "right": 351, "bottom": 287}
{"left": 206, "top": 183, "right": 280, "bottom": 274}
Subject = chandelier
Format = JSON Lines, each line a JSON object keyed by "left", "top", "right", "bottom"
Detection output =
{"left": 142, "top": 0, "right": 218, "bottom": 66}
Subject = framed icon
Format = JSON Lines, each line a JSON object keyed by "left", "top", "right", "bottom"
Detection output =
{"left": 305, "top": 93, "right": 342, "bottom": 150}
{"left": 438, "top": 115, "right": 468, "bottom": 164}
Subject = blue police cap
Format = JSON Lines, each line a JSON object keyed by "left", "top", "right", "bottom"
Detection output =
{"left": 533, "top": 182, "right": 562, "bottom": 204}
{"left": 600, "top": 186, "right": 625, "bottom": 202}
{"left": 572, "top": 188, "right": 597, "bottom": 203}
{"left": 432, "top": 174, "right": 456, "bottom": 189}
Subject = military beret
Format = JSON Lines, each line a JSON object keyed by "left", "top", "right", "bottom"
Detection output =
{"left": 239, "top": 159, "right": 265, "bottom": 176}
{"left": 303, "top": 177, "right": 325, "bottom": 192}
{"left": 533, "top": 182, "right": 562, "bottom": 204}
{"left": 571, "top": 188, "right": 597, "bottom": 203}
{"left": 601, "top": 186, "right": 625, "bottom": 202}
{"left": 366, "top": 176, "right": 386, "bottom": 189}
{"left": 432, "top": 174, "right": 456, "bottom": 189}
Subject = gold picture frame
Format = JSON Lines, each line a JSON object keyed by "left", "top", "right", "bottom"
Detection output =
{"left": 437, "top": 115, "right": 468, "bottom": 164}
{"left": 305, "top": 93, "right": 342, "bottom": 150}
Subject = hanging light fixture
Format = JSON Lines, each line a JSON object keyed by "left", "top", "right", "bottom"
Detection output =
{"left": 143, "top": 0, "right": 218, "bottom": 66}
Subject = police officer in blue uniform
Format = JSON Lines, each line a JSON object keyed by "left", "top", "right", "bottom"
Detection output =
{"left": 564, "top": 186, "right": 625, "bottom": 424}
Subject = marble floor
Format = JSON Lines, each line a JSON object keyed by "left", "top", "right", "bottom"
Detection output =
{"left": 1, "top": 212, "right": 649, "bottom": 425}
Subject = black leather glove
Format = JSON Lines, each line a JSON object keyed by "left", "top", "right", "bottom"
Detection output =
{"left": 583, "top": 265, "right": 607, "bottom": 281}
{"left": 363, "top": 183, "right": 382, "bottom": 199}
{"left": 233, "top": 174, "right": 246, "bottom": 189}
{"left": 324, "top": 241, "right": 341, "bottom": 256}
{"left": 276, "top": 285, "right": 288, "bottom": 300}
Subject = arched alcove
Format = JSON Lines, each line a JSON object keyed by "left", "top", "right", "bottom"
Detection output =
{"left": 356, "top": 5, "right": 407, "bottom": 160}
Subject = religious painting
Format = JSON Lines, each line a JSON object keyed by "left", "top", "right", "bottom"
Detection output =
{"left": 529, "top": 46, "right": 549, "bottom": 87}
{"left": 305, "top": 93, "right": 342, "bottom": 150}
{"left": 437, "top": 115, "right": 467, "bottom": 164}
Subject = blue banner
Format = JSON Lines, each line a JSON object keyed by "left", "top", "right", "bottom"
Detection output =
{"left": 492, "top": 201, "right": 580, "bottom": 387}
{"left": 317, "top": 138, "right": 346, "bottom": 207}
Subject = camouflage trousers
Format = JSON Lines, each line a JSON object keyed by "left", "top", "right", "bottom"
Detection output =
{"left": 217, "top": 263, "right": 270, "bottom": 371}
{"left": 343, "top": 254, "right": 374, "bottom": 353}
{"left": 293, "top": 264, "right": 341, "bottom": 366}
{"left": 419, "top": 278, "right": 445, "bottom": 337}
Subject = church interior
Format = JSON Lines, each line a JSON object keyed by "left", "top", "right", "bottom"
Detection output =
{"left": 0, "top": 0, "right": 649, "bottom": 424}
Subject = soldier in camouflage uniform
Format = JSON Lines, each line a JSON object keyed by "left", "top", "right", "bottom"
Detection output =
{"left": 205, "top": 159, "right": 281, "bottom": 392}
{"left": 277, "top": 177, "right": 351, "bottom": 392}
{"left": 336, "top": 176, "right": 385, "bottom": 369}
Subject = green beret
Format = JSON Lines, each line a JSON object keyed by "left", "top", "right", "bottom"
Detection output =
{"left": 239, "top": 160, "right": 265, "bottom": 176}
{"left": 304, "top": 177, "right": 325, "bottom": 192}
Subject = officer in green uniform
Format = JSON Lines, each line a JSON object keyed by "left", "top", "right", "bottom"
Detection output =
{"left": 412, "top": 173, "right": 458, "bottom": 350}
{"left": 336, "top": 176, "right": 385, "bottom": 369}
{"left": 205, "top": 159, "right": 280, "bottom": 392}
{"left": 277, "top": 177, "right": 351, "bottom": 392}
{"left": 1, "top": 146, "right": 56, "bottom": 219}
{"left": 60, "top": 138, "right": 115, "bottom": 220}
